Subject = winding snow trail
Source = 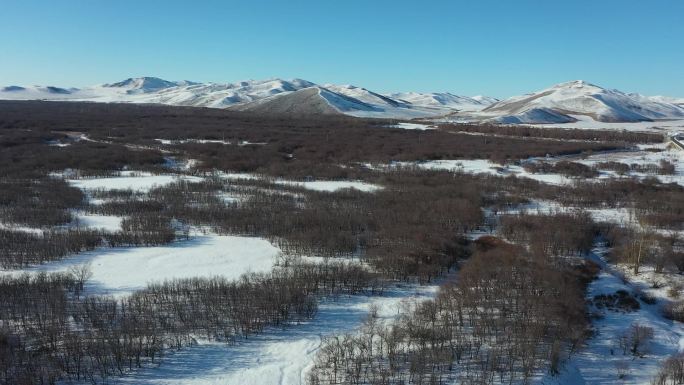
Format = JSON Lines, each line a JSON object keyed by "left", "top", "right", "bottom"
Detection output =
{"left": 111, "top": 284, "right": 439, "bottom": 385}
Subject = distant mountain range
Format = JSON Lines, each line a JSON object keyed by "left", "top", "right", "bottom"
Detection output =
{"left": 1, "top": 77, "right": 683, "bottom": 124}
{"left": 0, "top": 77, "right": 496, "bottom": 119}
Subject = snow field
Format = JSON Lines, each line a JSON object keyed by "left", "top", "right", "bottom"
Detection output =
{"left": 275, "top": 180, "right": 383, "bottom": 193}
{"left": 68, "top": 173, "right": 203, "bottom": 192}
{"left": 1, "top": 233, "right": 281, "bottom": 298}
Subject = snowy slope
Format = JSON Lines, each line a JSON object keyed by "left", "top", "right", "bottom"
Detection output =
{"left": 102, "top": 77, "right": 193, "bottom": 94}
{"left": 85, "top": 78, "right": 317, "bottom": 107}
{"left": 0, "top": 77, "right": 491, "bottom": 119}
{"left": 389, "top": 91, "right": 496, "bottom": 111}
{"left": 3, "top": 77, "right": 682, "bottom": 123}
{"left": 228, "top": 87, "right": 346, "bottom": 115}
{"left": 231, "top": 86, "right": 451, "bottom": 118}
{"left": 0, "top": 77, "right": 317, "bottom": 107}
{"left": 479, "top": 80, "right": 684, "bottom": 124}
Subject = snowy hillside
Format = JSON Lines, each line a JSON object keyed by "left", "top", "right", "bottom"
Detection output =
{"left": 230, "top": 86, "right": 445, "bottom": 119}
{"left": 0, "top": 77, "right": 490, "bottom": 118}
{"left": 2, "top": 77, "right": 682, "bottom": 123}
{"left": 389, "top": 91, "right": 495, "bottom": 111}
{"left": 477, "top": 80, "right": 684, "bottom": 124}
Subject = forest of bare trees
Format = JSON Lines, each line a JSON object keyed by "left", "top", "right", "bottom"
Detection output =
{"left": 1, "top": 101, "right": 683, "bottom": 384}
{"left": 307, "top": 233, "right": 594, "bottom": 384}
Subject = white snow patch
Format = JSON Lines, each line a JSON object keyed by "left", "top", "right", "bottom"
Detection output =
{"left": 0, "top": 222, "right": 44, "bottom": 234}
{"left": 2, "top": 234, "right": 280, "bottom": 298}
{"left": 405, "top": 159, "right": 571, "bottom": 185}
{"left": 74, "top": 214, "right": 123, "bottom": 232}
{"left": 156, "top": 139, "right": 231, "bottom": 145}
{"left": 68, "top": 174, "right": 203, "bottom": 192}
{"left": 276, "top": 180, "right": 382, "bottom": 193}
{"left": 391, "top": 122, "right": 435, "bottom": 130}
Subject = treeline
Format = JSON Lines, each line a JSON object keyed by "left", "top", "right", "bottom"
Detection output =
{"left": 0, "top": 214, "right": 175, "bottom": 268}
{"left": 85, "top": 170, "right": 482, "bottom": 282}
{"left": 595, "top": 180, "right": 683, "bottom": 230}
{"left": 0, "top": 261, "right": 382, "bottom": 385}
{"left": 516, "top": 178, "right": 684, "bottom": 231}
{"left": 439, "top": 122, "right": 663, "bottom": 144}
{"left": 499, "top": 212, "right": 596, "bottom": 257}
{"left": 0, "top": 100, "right": 628, "bottom": 180}
{"left": 523, "top": 160, "right": 599, "bottom": 178}
{"left": 0, "top": 177, "right": 83, "bottom": 227}
{"left": 0, "top": 229, "right": 101, "bottom": 268}
{"left": 596, "top": 159, "right": 676, "bottom": 175}
{"left": 307, "top": 236, "right": 594, "bottom": 385}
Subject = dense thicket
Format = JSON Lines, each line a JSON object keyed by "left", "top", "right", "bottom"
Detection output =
{"left": 0, "top": 101, "right": 628, "bottom": 179}
{"left": 82, "top": 170, "right": 482, "bottom": 282}
{"left": 0, "top": 214, "right": 175, "bottom": 268}
{"left": 439, "top": 122, "right": 662, "bottom": 144}
{"left": 307, "top": 236, "right": 594, "bottom": 384}
{"left": 0, "top": 178, "right": 83, "bottom": 226}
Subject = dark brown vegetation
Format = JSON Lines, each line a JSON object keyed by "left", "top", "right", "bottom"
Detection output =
{"left": 596, "top": 159, "right": 676, "bottom": 176}
{"left": 1, "top": 101, "right": 681, "bottom": 384}
{"left": 0, "top": 261, "right": 381, "bottom": 385}
{"left": 498, "top": 212, "right": 595, "bottom": 257}
{"left": 307, "top": 235, "right": 595, "bottom": 384}
{"left": 523, "top": 160, "right": 599, "bottom": 178}
{"left": 0, "top": 101, "right": 628, "bottom": 179}
{"left": 652, "top": 353, "right": 684, "bottom": 385}
{"left": 439, "top": 122, "right": 663, "bottom": 144}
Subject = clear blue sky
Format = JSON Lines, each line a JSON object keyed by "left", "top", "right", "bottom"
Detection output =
{"left": 1, "top": 0, "right": 682, "bottom": 98}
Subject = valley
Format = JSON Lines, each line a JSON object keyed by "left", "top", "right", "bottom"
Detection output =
{"left": 1, "top": 100, "right": 684, "bottom": 384}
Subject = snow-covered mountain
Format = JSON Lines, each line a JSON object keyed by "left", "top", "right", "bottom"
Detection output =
{"left": 2, "top": 77, "right": 682, "bottom": 123}
{"left": 0, "top": 77, "right": 494, "bottom": 118}
{"left": 630, "top": 94, "right": 684, "bottom": 108}
{"left": 477, "top": 80, "right": 684, "bottom": 124}
{"left": 389, "top": 91, "right": 496, "bottom": 111}
{"left": 231, "top": 86, "right": 448, "bottom": 119}
{"left": 102, "top": 77, "right": 194, "bottom": 94}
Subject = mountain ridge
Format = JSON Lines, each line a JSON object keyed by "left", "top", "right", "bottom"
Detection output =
{"left": 1, "top": 77, "right": 682, "bottom": 123}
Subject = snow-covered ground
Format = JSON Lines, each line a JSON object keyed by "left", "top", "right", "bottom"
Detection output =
{"left": 542, "top": 245, "right": 684, "bottom": 385}
{"left": 67, "top": 173, "right": 203, "bottom": 192}
{"left": 391, "top": 122, "right": 435, "bottom": 130}
{"left": 1, "top": 233, "right": 280, "bottom": 298}
{"left": 110, "top": 283, "right": 438, "bottom": 385}
{"left": 391, "top": 142, "right": 683, "bottom": 188}
{"left": 0, "top": 222, "right": 44, "bottom": 234}
{"left": 276, "top": 180, "right": 382, "bottom": 193}
{"left": 565, "top": 143, "right": 684, "bottom": 187}
{"left": 214, "top": 172, "right": 384, "bottom": 193}
{"left": 156, "top": 138, "right": 231, "bottom": 145}
{"left": 73, "top": 213, "right": 123, "bottom": 232}
{"left": 535, "top": 116, "right": 684, "bottom": 132}
{"left": 402, "top": 159, "right": 571, "bottom": 185}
